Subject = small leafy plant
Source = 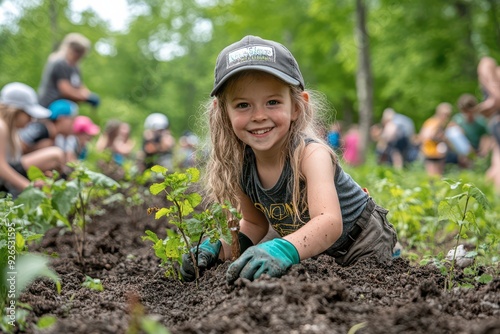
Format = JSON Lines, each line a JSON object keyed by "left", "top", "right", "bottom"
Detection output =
{"left": 0, "top": 196, "right": 60, "bottom": 333}
{"left": 82, "top": 275, "right": 104, "bottom": 292}
{"left": 18, "top": 163, "right": 120, "bottom": 271}
{"left": 143, "top": 166, "right": 236, "bottom": 284}
{"left": 421, "top": 179, "right": 492, "bottom": 290}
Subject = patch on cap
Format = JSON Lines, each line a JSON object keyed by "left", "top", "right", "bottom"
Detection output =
{"left": 227, "top": 45, "right": 275, "bottom": 69}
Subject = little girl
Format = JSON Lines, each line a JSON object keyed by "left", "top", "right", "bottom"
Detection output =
{"left": 0, "top": 82, "right": 65, "bottom": 197}
{"left": 181, "top": 36, "right": 398, "bottom": 283}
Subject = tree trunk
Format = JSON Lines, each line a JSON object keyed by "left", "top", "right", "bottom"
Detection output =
{"left": 49, "top": 0, "right": 59, "bottom": 51}
{"left": 355, "top": 0, "right": 373, "bottom": 164}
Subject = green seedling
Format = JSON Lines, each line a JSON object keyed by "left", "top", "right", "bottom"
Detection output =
{"left": 143, "top": 166, "right": 235, "bottom": 285}
{"left": 82, "top": 275, "right": 104, "bottom": 292}
{"left": 421, "top": 179, "right": 491, "bottom": 290}
{"left": 0, "top": 196, "right": 60, "bottom": 334}
{"left": 126, "top": 292, "right": 171, "bottom": 334}
{"left": 20, "top": 164, "right": 119, "bottom": 271}
{"left": 35, "top": 315, "right": 57, "bottom": 330}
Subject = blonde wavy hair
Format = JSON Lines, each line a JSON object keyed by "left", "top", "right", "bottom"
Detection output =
{"left": 0, "top": 104, "right": 23, "bottom": 159}
{"left": 49, "top": 32, "right": 91, "bottom": 61}
{"left": 201, "top": 71, "right": 337, "bottom": 219}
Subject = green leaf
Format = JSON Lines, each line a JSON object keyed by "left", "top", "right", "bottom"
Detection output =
{"left": 82, "top": 275, "right": 104, "bottom": 292}
{"left": 51, "top": 181, "right": 80, "bottom": 217}
{"left": 142, "top": 230, "right": 159, "bottom": 243}
{"left": 36, "top": 315, "right": 57, "bottom": 329}
{"left": 442, "top": 178, "right": 461, "bottom": 190}
{"left": 151, "top": 165, "right": 168, "bottom": 174}
{"left": 26, "top": 166, "right": 45, "bottom": 181}
{"left": 25, "top": 234, "right": 44, "bottom": 242}
{"left": 86, "top": 170, "right": 120, "bottom": 189}
{"left": 185, "top": 167, "right": 200, "bottom": 183}
{"left": 15, "top": 187, "right": 46, "bottom": 211}
{"left": 437, "top": 201, "right": 459, "bottom": 222}
{"left": 469, "top": 186, "right": 490, "bottom": 210}
{"left": 15, "top": 232, "right": 25, "bottom": 252}
{"left": 165, "top": 234, "right": 182, "bottom": 259}
{"left": 12, "top": 254, "right": 61, "bottom": 298}
{"left": 155, "top": 208, "right": 171, "bottom": 219}
{"left": 150, "top": 183, "right": 166, "bottom": 195}
{"left": 141, "top": 317, "right": 171, "bottom": 334}
{"left": 186, "top": 193, "right": 202, "bottom": 209}
{"left": 476, "top": 274, "right": 493, "bottom": 284}
{"left": 153, "top": 239, "right": 168, "bottom": 261}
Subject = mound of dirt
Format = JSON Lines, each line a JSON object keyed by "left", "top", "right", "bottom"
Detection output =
{"left": 17, "top": 198, "right": 500, "bottom": 334}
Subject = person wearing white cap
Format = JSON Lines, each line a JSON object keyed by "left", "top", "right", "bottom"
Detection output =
{"left": 0, "top": 82, "right": 65, "bottom": 196}
{"left": 141, "top": 113, "right": 175, "bottom": 170}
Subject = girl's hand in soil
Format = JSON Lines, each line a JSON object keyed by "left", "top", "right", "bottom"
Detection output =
{"left": 180, "top": 239, "right": 222, "bottom": 282}
{"left": 226, "top": 238, "right": 300, "bottom": 284}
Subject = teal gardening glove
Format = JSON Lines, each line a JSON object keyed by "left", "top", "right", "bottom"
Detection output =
{"left": 226, "top": 238, "right": 300, "bottom": 284}
{"left": 180, "top": 239, "right": 221, "bottom": 282}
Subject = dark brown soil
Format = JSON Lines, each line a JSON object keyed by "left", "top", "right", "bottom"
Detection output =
{"left": 17, "top": 193, "right": 500, "bottom": 334}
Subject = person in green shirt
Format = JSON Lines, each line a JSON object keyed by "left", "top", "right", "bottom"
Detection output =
{"left": 452, "top": 93, "right": 489, "bottom": 152}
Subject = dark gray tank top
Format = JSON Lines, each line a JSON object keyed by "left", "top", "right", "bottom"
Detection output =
{"left": 240, "top": 144, "right": 368, "bottom": 248}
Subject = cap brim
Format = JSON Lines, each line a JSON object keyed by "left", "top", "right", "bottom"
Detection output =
{"left": 86, "top": 125, "right": 100, "bottom": 135}
{"left": 26, "top": 104, "right": 51, "bottom": 119}
{"left": 210, "top": 65, "right": 301, "bottom": 97}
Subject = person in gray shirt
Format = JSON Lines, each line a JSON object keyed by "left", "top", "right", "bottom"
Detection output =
{"left": 38, "top": 32, "right": 100, "bottom": 108}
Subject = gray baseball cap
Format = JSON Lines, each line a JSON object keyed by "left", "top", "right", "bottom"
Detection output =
{"left": 211, "top": 35, "right": 305, "bottom": 97}
{"left": 0, "top": 82, "right": 51, "bottom": 118}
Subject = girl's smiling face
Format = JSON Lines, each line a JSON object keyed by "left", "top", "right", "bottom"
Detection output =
{"left": 224, "top": 71, "right": 298, "bottom": 154}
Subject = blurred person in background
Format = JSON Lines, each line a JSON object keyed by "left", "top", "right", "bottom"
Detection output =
{"left": 418, "top": 102, "right": 452, "bottom": 177}
{"left": 142, "top": 113, "right": 176, "bottom": 170}
{"left": 38, "top": 32, "right": 100, "bottom": 108}
{"left": 377, "top": 108, "right": 417, "bottom": 169}
{"left": 0, "top": 82, "right": 65, "bottom": 196}
{"left": 444, "top": 94, "right": 490, "bottom": 169}
{"left": 342, "top": 124, "right": 361, "bottom": 166}
{"left": 19, "top": 99, "right": 78, "bottom": 154}
{"left": 177, "top": 130, "right": 199, "bottom": 169}
{"left": 475, "top": 56, "right": 500, "bottom": 193}
{"left": 326, "top": 121, "right": 342, "bottom": 152}
{"left": 56, "top": 115, "right": 100, "bottom": 162}
{"left": 96, "top": 119, "right": 135, "bottom": 166}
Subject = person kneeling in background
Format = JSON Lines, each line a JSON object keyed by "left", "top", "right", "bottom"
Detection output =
{"left": 0, "top": 82, "right": 65, "bottom": 197}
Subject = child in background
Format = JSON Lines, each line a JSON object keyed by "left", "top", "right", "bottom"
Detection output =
{"left": 57, "top": 115, "right": 100, "bottom": 162}
{"left": 342, "top": 124, "right": 361, "bottom": 166}
{"left": 0, "top": 82, "right": 65, "bottom": 196}
{"left": 326, "top": 121, "right": 342, "bottom": 151}
{"left": 419, "top": 103, "right": 452, "bottom": 176}
{"left": 96, "top": 119, "right": 135, "bottom": 165}
{"left": 19, "top": 99, "right": 78, "bottom": 154}
{"left": 177, "top": 131, "right": 199, "bottom": 169}
{"left": 181, "top": 35, "right": 398, "bottom": 283}
{"left": 142, "top": 113, "right": 176, "bottom": 170}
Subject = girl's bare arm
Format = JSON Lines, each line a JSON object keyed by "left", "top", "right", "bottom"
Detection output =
{"left": 283, "top": 143, "right": 343, "bottom": 260}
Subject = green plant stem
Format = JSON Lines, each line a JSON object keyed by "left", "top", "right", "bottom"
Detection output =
{"left": 172, "top": 196, "right": 200, "bottom": 286}
{"left": 447, "top": 195, "right": 470, "bottom": 290}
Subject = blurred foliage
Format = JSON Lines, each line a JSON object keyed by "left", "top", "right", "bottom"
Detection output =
{"left": 344, "top": 151, "right": 500, "bottom": 266}
{"left": 1, "top": 0, "right": 499, "bottom": 140}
